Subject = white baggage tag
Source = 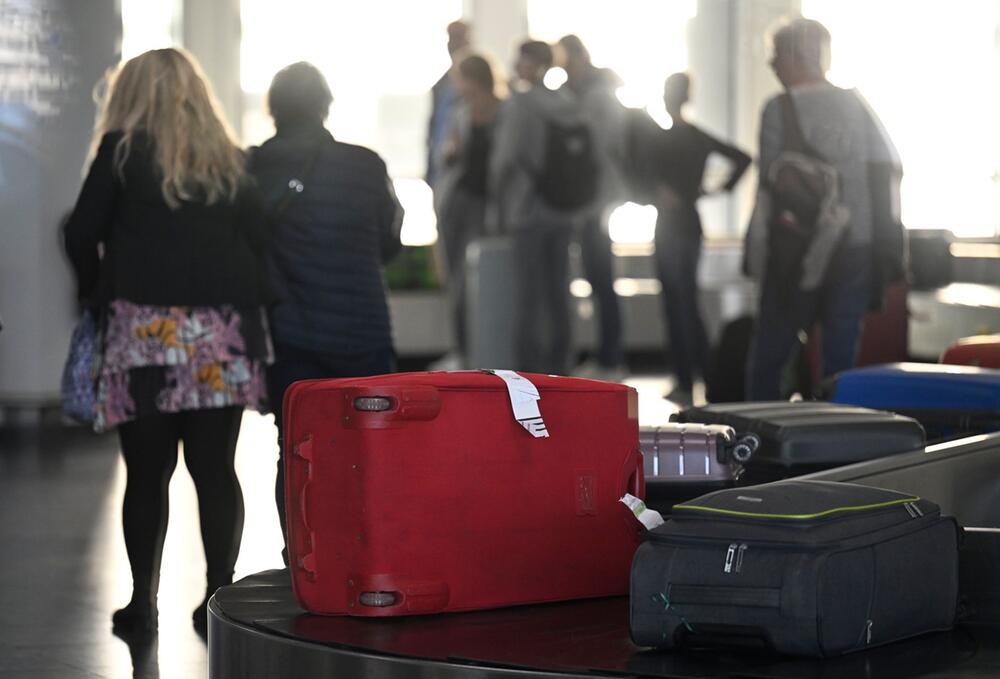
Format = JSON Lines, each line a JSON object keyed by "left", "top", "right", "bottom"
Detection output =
{"left": 620, "top": 493, "right": 665, "bottom": 530}
{"left": 487, "top": 370, "right": 550, "bottom": 438}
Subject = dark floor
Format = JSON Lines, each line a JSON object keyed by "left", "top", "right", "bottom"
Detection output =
{"left": 0, "top": 413, "right": 286, "bottom": 679}
{"left": 0, "top": 377, "right": 682, "bottom": 678}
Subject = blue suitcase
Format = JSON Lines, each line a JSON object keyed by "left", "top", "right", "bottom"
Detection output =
{"left": 829, "top": 362, "right": 1000, "bottom": 439}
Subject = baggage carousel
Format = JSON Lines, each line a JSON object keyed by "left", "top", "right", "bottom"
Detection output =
{"left": 209, "top": 434, "right": 1000, "bottom": 679}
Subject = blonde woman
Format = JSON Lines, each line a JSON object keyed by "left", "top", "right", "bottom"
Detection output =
{"left": 64, "top": 48, "right": 271, "bottom": 634}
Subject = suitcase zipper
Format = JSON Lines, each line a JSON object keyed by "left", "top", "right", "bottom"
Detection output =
{"left": 723, "top": 543, "right": 748, "bottom": 574}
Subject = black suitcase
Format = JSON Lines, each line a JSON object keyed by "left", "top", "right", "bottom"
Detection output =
{"left": 642, "top": 424, "right": 759, "bottom": 513}
{"left": 673, "top": 402, "right": 925, "bottom": 483}
{"left": 630, "top": 480, "right": 961, "bottom": 657}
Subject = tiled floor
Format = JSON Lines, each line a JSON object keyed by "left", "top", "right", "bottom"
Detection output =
{"left": 0, "top": 376, "right": 680, "bottom": 678}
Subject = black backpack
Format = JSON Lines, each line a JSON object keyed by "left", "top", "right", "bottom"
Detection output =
{"left": 535, "top": 119, "right": 598, "bottom": 211}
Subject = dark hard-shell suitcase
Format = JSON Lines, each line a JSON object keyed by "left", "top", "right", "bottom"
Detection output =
{"left": 283, "top": 370, "right": 643, "bottom": 616}
{"left": 641, "top": 423, "right": 759, "bottom": 513}
{"left": 674, "top": 402, "right": 925, "bottom": 484}
{"left": 828, "top": 362, "right": 1000, "bottom": 440}
{"left": 630, "top": 480, "right": 960, "bottom": 657}
{"left": 941, "top": 335, "right": 1000, "bottom": 369}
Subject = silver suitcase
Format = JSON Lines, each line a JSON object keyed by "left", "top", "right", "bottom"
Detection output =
{"left": 641, "top": 423, "right": 758, "bottom": 483}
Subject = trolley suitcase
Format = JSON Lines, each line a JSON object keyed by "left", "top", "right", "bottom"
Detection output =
{"left": 674, "top": 402, "right": 925, "bottom": 483}
{"left": 283, "top": 370, "right": 643, "bottom": 616}
{"left": 630, "top": 480, "right": 961, "bottom": 657}
{"left": 828, "top": 363, "right": 1000, "bottom": 439}
{"left": 642, "top": 423, "right": 760, "bottom": 513}
{"left": 941, "top": 335, "right": 1000, "bottom": 369}
{"left": 465, "top": 237, "right": 516, "bottom": 369}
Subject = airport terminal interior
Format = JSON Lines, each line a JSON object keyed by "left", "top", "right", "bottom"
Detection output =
{"left": 2, "top": 1, "right": 1000, "bottom": 677}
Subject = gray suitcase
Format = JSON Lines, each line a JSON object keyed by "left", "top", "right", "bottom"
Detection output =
{"left": 465, "top": 236, "right": 516, "bottom": 369}
{"left": 642, "top": 424, "right": 759, "bottom": 513}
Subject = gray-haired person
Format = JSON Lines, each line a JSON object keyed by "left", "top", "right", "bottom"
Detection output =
{"left": 745, "top": 17, "right": 904, "bottom": 400}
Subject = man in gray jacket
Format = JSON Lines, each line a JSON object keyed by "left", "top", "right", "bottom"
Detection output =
{"left": 745, "top": 17, "right": 903, "bottom": 399}
{"left": 558, "top": 34, "right": 627, "bottom": 380}
{"left": 491, "top": 40, "right": 597, "bottom": 375}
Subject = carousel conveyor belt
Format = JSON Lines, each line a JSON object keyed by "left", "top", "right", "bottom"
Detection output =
{"left": 208, "top": 432, "right": 1000, "bottom": 679}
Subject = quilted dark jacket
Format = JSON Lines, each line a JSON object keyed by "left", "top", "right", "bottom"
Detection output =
{"left": 251, "top": 124, "right": 403, "bottom": 355}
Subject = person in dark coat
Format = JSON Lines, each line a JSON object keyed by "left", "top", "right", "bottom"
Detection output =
{"left": 64, "top": 48, "right": 271, "bottom": 634}
{"left": 654, "top": 72, "right": 751, "bottom": 404}
{"left": 250, "top": 62, "right": 403, "bottom": 563}
{"left": 744, "top": 18, "right": 902, "bottom": 400}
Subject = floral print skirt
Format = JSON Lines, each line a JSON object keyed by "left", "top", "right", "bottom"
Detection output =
{"left": 95, "top": 300, "right": 273, "bottom": 431}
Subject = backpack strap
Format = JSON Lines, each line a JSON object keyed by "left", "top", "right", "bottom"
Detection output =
{"left": 779, "top": 93, "right": 825, "bottom": 161}
{"left": 271, "top": 137, "right": 326, "bottom": 222}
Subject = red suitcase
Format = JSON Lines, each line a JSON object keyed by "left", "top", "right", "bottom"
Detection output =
{"left": 941, "top": 335, "right": 1000, "bottom": 369}
{"left": 283, "top": 370, "right": 643, "bottom": 616}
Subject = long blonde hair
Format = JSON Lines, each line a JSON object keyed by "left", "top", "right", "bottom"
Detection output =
{"left": 91, "top": 48, "right": 245, "bottom": 208}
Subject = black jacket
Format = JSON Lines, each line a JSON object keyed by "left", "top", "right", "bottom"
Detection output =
{"left": 250, "top": 125, "right": 403, "bottom": 355}
{"left": 64, "top": 131, "right": 268, "bottom": 309}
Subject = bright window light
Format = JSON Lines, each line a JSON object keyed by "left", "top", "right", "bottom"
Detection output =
{"left": 120, "top": 0, "right": 181, "bottom": 61}
{"left": 543, "top": 66, "right": 568, "bottom": 90}
{"left": 241, "top": 1, "right": 462, "bottom": 175}
{"left": 529, "top": 0, "right": 695, "bottom": 129}
{"left": 570, "top": 278, "right": 593, "bottom": 298}
{"left": 394, "top": 179, "right": 438, "bottom": 247}
{"left": 608, "top": 202, "right": 658, "bottom": 244}
{"left": 803, "top": 0, "right": 1000, "bottom": 237}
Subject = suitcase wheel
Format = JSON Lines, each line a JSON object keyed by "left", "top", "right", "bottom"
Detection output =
{"left": 732, "top": 434, "right": 761, "bottom": 464}
{"left": 359, "top": 591, "right": 400, "bottom": 608}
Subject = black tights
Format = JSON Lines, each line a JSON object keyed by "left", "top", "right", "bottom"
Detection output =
{"left": 117, "top": 407, "right": 244, "bottom": 603}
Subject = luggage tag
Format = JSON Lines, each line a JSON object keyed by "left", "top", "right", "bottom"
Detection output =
{"left": 483, "top": 370, "right": 549, "bottom": 438}
{"left": 621, "top": 493, "right": 665, "bottom": 530}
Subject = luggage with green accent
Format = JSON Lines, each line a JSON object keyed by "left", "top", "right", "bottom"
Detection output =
{"left": 629, "top": 479, "right": 960, "bottom": 657}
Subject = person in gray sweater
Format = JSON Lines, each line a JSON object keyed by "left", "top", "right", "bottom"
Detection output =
{"left": 745, "top": 17, "right": 903, "bottom": 399}
{"left": 491, "top": 40, "right": 597, "bottom": 375}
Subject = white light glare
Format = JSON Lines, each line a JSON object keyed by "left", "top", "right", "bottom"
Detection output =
{"left": 608, "top": 202, "right": 657, "bottom": 244}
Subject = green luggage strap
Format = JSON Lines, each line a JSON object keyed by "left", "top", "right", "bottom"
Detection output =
{"left": 673, "top": 496, "right": 921, "bottom": 521}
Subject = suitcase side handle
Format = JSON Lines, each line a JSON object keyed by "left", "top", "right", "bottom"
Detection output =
{"left": 290, "top": 436, "right": 318, "bottom": 579}
{"left": 623, "top": 445, "right": 645, "bottom": 502}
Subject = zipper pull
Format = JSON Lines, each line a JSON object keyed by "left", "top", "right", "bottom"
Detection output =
{"left": 735, "top": 544, "right": 748, "bottom": 573}
{"left": 724, "top": 543, "right": 736, "bottom": 573}
{"left": 866, "top": 619, "right": 873, "bottom": 644}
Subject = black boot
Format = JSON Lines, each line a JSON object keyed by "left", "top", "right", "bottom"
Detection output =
{"left": 113, "top": 590, "right": 158, "bottom": 635}
{"left": 193, "top": 572, "right": 233, "bottom": 632}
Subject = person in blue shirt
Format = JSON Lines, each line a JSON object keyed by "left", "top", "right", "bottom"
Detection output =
{"left": 426, "top": 20, "right": 472, "bottom": 189}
